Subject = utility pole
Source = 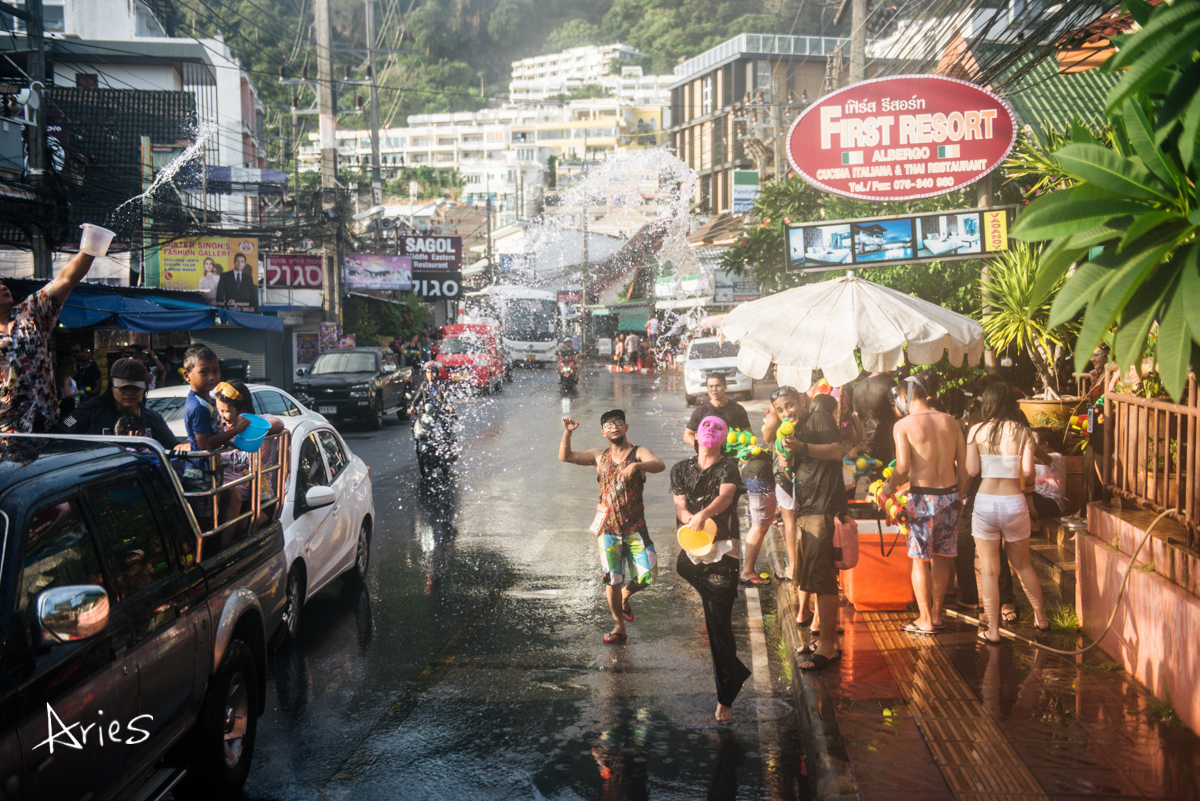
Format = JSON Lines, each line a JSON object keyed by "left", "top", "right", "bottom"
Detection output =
{"left": 835, "top": 0, "right": 867, "bottom": 85}
{"left": 771, "top": 74, "right": 784, "bottom": 184}
{"left": 365, "top": 0, "right": 383, "bottom": 209}
{"left": 485, "top": 194, "right": 493, "bottom": 284}
{"left": 581, "top": 205, "right": 591, "bottom": 354}
{"left": 315, "top": 0, "right": 341, "bottom": 324}
{"left": 27, "top": 0, "right": 51, "bottom": 280}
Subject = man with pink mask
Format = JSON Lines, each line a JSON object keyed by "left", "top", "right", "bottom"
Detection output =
{"left": 670, "top": 414, "right": 750, "bottom": 723}
{"left": 560, "top": 409, "right": 666, "bottom": 644}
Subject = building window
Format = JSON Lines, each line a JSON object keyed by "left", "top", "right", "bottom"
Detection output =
{"left": 75, "top": 73, "right": 99, "bottom": 88}
{"left": 413, "top": 138, "right": 431, "bottom": 147}
{"left": 756, "top": 60, "right": 772, "bottom": 102}
{"left": 462, "top": 134, "right": 483, "bottom": 143}
{"left": 360, "top": 138, "right": 370, "bottom": 148}
{"left": 437, "top": 137, "right": 455, "bottom": 146}
{"left": 702, "top": 76, "right": 714, "bottom": 115}
{"left": 487, "top": 131, "right": 504, "bottom": 141}
{"left": 435, "top": 153, "right": 454, "bottom": 162}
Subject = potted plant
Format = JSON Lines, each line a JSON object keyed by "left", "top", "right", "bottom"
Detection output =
{"left": 981, "top": 241, "right": 1084, "bottom": 428}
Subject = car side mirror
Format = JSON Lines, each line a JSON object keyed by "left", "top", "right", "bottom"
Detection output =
{"left": 296, "top": 367, "right": 307, "bottom": 377}
{"left": 38, "top": 585, "right": 109, "bottom": 643}
{"left": 304, "top": 485, "right": 336, "bottom": 511}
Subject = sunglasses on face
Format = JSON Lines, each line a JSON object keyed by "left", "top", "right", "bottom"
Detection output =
{"left": 601, "top": 420, "right": 627, "bottom": 430}
{"left": 770, "top": 387, "right": 797, "bottom": 401}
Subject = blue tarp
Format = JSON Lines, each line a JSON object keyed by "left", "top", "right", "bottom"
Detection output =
{"left": 60, "top": 288, "right": 283, "bottom": 333}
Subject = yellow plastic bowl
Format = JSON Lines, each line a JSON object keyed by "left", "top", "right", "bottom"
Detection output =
{"left": 677, "top": 519, "right": 718, "bottom": 556}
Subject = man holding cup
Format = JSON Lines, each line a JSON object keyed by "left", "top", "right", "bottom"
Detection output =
{"left": 0, "top": 225, "right": 110, "bottom": 432}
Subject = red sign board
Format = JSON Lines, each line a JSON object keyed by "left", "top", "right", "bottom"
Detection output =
{"left": 265, "top": 254, "right": 323, "bottom": 289}
{"left": 787, "top": 75, "right": 1016, "bottom": 202}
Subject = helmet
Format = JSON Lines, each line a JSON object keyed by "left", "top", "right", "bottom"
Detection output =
{"left": 424, "top": 360, "right": 439, "bottom": 373}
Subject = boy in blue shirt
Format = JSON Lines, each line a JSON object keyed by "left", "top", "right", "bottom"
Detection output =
{"left": 181, "top": 346, "right": 248, "bottom": 525}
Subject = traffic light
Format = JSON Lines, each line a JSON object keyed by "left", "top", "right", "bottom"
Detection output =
{"left": 547, "top": 155, "right": 557, "bottom": 189}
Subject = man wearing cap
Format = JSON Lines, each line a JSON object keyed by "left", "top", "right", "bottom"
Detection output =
{"left": 58, "top": 357, "right": 178, "bottom": 449}
{"left": 0, "top": 250, "right": 98, "bottom": 432}
{"left": 671, "top": 414, "right": 750, "bottom": 723}
{"left": 560, "top": 409, "right": 665, "bottom": 644}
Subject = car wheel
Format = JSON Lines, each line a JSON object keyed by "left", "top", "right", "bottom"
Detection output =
{"left": 348, "top": 518, "right": 371, "bottom": 582}
{"left": 281, "top": 566, "right": 304, "bottom": 643}
{"left": 176, "top": 639, "right": 258, "bottom": 798}
{"left": 396, "top": 408, "right": 409, "bottom": 422}
{"left": 368, "top": 399, "right": 384, "bottom": 430}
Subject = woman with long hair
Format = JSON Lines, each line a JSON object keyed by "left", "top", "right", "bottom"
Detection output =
{"left": 966, "top": 383, "right": 1050, "bottom": 644}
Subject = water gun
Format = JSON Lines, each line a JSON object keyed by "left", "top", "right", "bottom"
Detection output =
{"left": 843, "top": 454, "right": 883, "bottom": 479}
{"left": 724, "top": 428, "right": 763, "bottom": 462}
{"left": 775, "top": 418, "right": 795, "bottom": 474}
{"left": 868, "top": 478, "right": 910, "bottom": 533}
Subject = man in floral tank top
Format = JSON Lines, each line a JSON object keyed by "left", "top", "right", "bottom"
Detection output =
{"left": 560, "top": 409, "right": 665, "bottom": 644}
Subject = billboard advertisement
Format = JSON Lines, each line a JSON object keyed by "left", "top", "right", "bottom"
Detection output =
{"left": 787, "top": 75, "right": 1016, "bottom": 202}
{"left": 155, "top": 237, "right": 259, "bottom": 312}
{"left": 785, "top": 206, "right": 1016, "bottom": 273}
{"left": 397, "top": 235, "right": 462, "bottom": 272}
{"left": 343, "top": 254, "right": 412, "bottom": 290}
{"left": 265, "top": 253, "right": 323, "bottom": 289}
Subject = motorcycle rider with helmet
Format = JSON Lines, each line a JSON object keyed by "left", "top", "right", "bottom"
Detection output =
{"left": 408, "top": 360, "right": 454, "bottom": 417}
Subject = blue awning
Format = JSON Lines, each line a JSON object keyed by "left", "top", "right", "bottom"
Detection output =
{"left": 60, "top": 288, "right": 283, "bottom": 333}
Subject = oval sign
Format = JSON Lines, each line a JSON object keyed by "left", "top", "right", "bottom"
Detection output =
{"left": 786, "top": 75, "right": 1016, "bottom": 202}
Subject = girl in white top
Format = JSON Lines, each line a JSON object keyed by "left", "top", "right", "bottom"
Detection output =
{"left": 966, "top": 382, "right": 1049, "bottom": 644}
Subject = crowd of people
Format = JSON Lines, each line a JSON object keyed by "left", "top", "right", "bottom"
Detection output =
{"left": 561, "top": 363, "right": 1069, "bottom": 722}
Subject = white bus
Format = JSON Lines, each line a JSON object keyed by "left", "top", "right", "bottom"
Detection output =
{"left": 468, "top": 285, "right": 560, "bottom": 366}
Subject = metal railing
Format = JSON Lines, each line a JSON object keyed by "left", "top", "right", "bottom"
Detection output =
{"left": 184, "top": 430, "right": 292, "bottom": 562}
{"left": 1103, "top": 372, "right": 1198, "bottom": 549}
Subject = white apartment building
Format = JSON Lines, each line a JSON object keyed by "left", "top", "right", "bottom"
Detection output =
{"left": 509, "top": 44, "right": 673, "bottom": 106}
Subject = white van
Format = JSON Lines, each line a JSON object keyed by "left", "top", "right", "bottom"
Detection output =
{"left": 682, "top": 336, "right": 756, "bottom": 405}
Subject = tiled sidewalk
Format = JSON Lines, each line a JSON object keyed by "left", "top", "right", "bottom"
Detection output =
{"left": 762, "top": 532, "right": 1200, "bottom": 801}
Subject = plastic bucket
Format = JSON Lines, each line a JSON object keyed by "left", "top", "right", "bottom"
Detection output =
{"left": 677, "top": 519, "right": 718, "bottom": 557}
{"left": 234, "top": 413, "right": 271, "bottom": 452}
{"left": 79, "top": 224, "right": 116, "bottom": 257}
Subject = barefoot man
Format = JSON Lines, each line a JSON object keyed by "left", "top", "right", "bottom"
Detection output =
{"left": 882, "top": 371, "right": 968, "bottom": 635}
{"left": 560, "top": 410, "right": 665, "bottom": 644}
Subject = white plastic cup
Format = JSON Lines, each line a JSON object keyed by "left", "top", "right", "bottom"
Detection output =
{"left": 79, "top": 224, "right": 116, "bottom": 257}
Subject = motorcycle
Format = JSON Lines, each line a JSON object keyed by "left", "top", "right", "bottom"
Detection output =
{"left": 558, "top": 354, "right": 579, "bottom": 392}
{"left": 410, "top": 400, "right": 457, "bottom": 480}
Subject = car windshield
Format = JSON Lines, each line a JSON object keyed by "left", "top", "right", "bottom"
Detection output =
{"left": 145, "top": 396, "right": 187, "bottom": 422}
{"left": 689, "top": 341, "right": 740, "bottom": 359}
{"left": 440, "top": 336, "right": 484, "bottom": 355}
{"left": 503, "top": 298, "right": 557, "bottom": 342}
{"left": 309, "top": 352, "right": 377, "bottom": 374}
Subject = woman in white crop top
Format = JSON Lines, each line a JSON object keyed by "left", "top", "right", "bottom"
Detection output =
{"left": 965, "top": 383, "right": 1048, "bottom": 644}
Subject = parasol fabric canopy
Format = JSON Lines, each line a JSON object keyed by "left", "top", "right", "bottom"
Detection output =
{"left": 721, "top": 274, "right": 985, "bottom": 391}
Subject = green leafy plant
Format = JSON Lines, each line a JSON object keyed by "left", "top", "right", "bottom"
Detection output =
{"left": 1048, "top": 604, "right": 1081, "bottom": 631}
{"left": 1012, "top": 0, "right": 1200, "bottom": 403}
{"left": 982, "top": 241, "right": 1078, "bottom": 397}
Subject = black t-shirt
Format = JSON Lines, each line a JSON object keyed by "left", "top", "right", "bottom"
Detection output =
{"left": 58, "top": 395, "right": 179, "bottom": 450}
{"left": 687, "top": 399, "right": 751, "bottom": 435}
{"left": 669, "top": 456, "right": 743, "bottom": 541}
{"left": 854, "top": 373, "right": 896, "bottom": 464}
{"left": 792, "top": 408, "right": 848, "bottom": 517}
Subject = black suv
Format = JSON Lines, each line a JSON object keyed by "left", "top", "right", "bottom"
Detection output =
{"left": 293, "top": 347, "right": 410, "bottom": 430}
{"left": 0, "top": 435, "right": 286, "bottom": 800}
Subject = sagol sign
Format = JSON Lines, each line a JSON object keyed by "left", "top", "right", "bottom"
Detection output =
{"left": 787, "top": 75, "right": 1016, "bottom": 202}
{"left": 397, "top": 235, "right": 462, "bottom": 272}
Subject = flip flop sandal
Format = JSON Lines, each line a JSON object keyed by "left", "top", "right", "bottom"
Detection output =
{"left": 978, "top": 631, "right": 1003, "bottom": 645}
{"left": 799, "top": 651, "right": 843, "bottom": 671}
{"left": 602, "top": 631, "right": 627, "bottom": 644}
{"left": 739, "top": 575, "right": 769, "bottom": 587}
{"left": 1001, "top": 606, "right": 1019, "bottom": 624}
{"left": 796, "top": 615, "right": 814, "bottom": 628}
{"left": 622, "top": 602, "right": 634, "bottom": 623}
{"left": 797, "top": 643, "right": 816, "bottom": 656}
{"left": 901, "top": 622, "right": 937, "bottom": 635}
{"left": 933, "top": 622, "right": 946, "bottom": 631}
{"left": 1034, "top": 622, "right": 1051, "bottom": 633}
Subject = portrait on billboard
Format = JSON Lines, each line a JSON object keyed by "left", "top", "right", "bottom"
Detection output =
{"left": 853, "top": 219, "right": 914, "bottom": 262}
{"left": 156, "top": 237, "right": 259, "bottom": 312}
{"left": 797, "top": 224, "right": 852, "bottom": 267}
{"left": 915, "top": 213, "right": 982, "bottom": 258}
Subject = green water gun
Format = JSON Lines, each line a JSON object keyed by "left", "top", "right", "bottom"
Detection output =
{"left": 724, "top": 428, "right": 763, "bottom": 462}
{"left": 774, "top": 418, "right": 795, "bottom": 474}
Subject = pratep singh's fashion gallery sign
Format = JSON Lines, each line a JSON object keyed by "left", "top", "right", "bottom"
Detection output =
{"left": 787, "top": 75, "right": 1016, "bottom": 202}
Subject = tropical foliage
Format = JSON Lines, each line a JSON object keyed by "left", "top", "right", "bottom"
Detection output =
{"left": 1011, "top": 0, "right": 1200, "bottom": 402}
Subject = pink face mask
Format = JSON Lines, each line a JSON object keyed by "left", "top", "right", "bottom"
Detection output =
{"left": 697, "top": 415, "right": 728, "bottom": 448}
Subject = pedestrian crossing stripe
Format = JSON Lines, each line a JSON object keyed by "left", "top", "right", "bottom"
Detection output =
{"left": 841, "top": 151, "right": 863, "bottom": 165}
{"left": 937, "top": 144, "right": 960, "bottom": 158}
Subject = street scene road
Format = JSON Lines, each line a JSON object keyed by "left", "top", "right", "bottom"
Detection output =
{"left": 244, "top": 367, "right": 809, "bottom": 801}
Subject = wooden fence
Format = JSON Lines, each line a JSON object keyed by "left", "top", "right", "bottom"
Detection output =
{"left": 1103, "top": 372, "right": 1198, "bottom": 549}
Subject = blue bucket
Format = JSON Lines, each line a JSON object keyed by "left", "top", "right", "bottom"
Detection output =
{"left": 234, "top": 413, "right": 271, "bottom": 452}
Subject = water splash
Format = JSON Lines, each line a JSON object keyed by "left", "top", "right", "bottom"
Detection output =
{"left": 112, "top": 122, "right": 217, "bottom": 217}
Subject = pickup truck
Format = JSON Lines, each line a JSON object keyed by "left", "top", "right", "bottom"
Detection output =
{"left": 0, "top": 433, "right": 287, "bottom": 800}
{"left": 293, "top": 346, "right": 411, "bottom": 429}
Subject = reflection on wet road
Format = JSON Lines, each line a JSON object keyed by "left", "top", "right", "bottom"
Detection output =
{"left": 243, "top": 366, "right": 807, "bottom": 800}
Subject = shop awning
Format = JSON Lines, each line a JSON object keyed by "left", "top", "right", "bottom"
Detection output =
{"left": 59, "top": 287, "right": 283, "bottom": 333}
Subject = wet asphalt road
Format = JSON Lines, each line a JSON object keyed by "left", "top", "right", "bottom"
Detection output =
{"left": 241, "top": 365, "right": 809, "bottom": 801}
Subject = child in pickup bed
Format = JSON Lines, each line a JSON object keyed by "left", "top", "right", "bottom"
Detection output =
{"left": 214, "top": 380, "right": 284, "bottom": 533}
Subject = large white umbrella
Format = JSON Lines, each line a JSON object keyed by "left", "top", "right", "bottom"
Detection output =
{"left": 721, "top": 273, "right": 985, "bottom": 391}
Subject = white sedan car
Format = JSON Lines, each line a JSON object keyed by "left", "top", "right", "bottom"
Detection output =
{"left": 146, "top": 386, "right": 374, "bottom": 643}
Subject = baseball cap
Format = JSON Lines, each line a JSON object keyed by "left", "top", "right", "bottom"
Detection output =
{"left": 110, "top": 357, "right": 149, "bottom": 389}
{"left": 599, "top": 409, "right": 626, "bottom": 426}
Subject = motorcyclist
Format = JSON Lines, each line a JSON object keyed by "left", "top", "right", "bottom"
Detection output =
{"left": 408, "top": 360, "right": 454, "bottom": 417}
{"left": 556, "top": 339, "right": 577, "bottom": 360}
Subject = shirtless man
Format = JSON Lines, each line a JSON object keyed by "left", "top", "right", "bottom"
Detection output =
{"left": 881, "top": 370, "right": 967, "bottom": 635}
{"left": 560, "top": 410, "right": 666, "bottom": 643}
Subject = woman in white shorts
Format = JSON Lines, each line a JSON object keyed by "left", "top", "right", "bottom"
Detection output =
{"left": 966, "top": 383, "right": 1049, "bottom": 644}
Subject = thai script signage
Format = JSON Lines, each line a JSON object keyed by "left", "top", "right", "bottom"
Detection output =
{"left": 785, "top": 206, "right": 1017, "bottom": 274}
{"left": 787, "top": 75, "right": 1016, "bottom": 201}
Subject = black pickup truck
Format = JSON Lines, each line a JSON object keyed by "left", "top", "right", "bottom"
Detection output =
{"left": 0, "top": 434, "right": 286, "bottom": 800}
{"left": 293, "top": 346, "right": 412, "bottom": 429}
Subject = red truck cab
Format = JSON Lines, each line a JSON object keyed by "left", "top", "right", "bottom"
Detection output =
{"left": 436, "top": 323, "right": 505, "bottom": 394}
